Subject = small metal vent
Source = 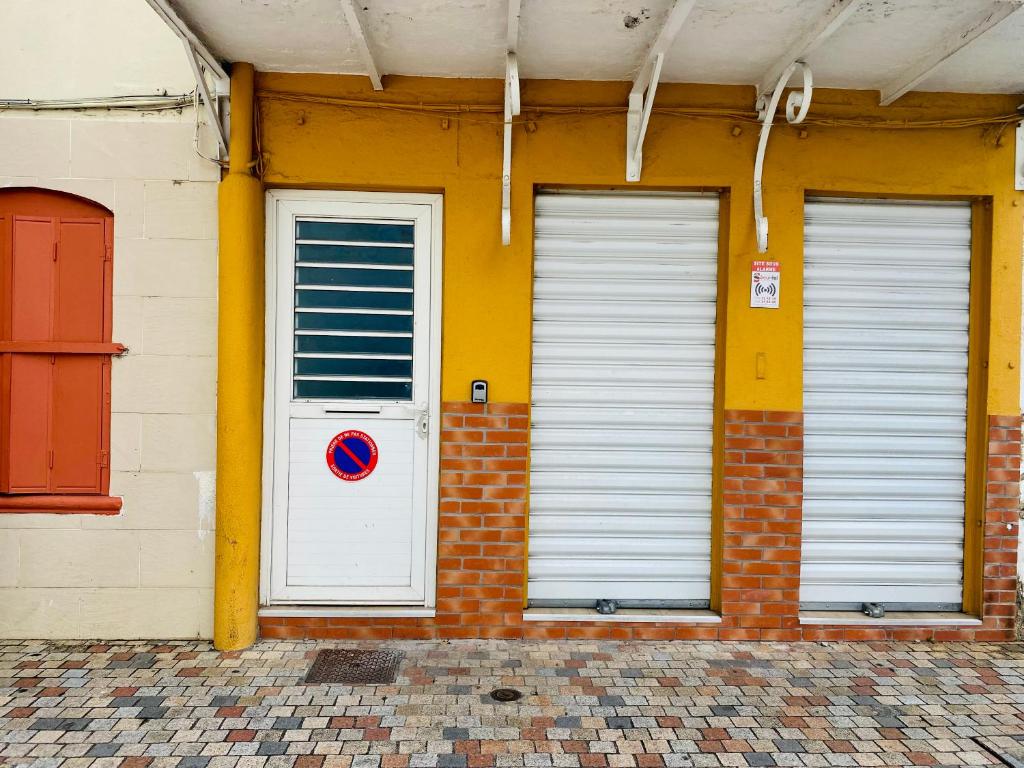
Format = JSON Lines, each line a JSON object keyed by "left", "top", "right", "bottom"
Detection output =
{"left": 305, "top": 648, "right": 403, "bottom": 685}
{"left": 489, "top": 687, "right": 523, "bottom": 702}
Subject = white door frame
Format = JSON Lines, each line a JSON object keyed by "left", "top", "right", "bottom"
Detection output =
{"left": 259, "top": 189, "right": 443, "bottom": 606}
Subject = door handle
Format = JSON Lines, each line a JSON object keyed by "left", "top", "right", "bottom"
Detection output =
{"left": 415, "top": 409, "right": 429, "bottom": 438}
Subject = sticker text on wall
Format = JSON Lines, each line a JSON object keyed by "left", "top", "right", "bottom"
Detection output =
{"left": 750, "top": 260, "right": 781, "bottom": 308}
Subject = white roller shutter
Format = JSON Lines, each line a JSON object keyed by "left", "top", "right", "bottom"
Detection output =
{"left": 801, "top": 198, "right": 971, "bottom": 610}
{"left": 528, "top": 192, "right": 719, "bottom": 606}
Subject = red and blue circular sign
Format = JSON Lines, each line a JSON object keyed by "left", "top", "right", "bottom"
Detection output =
{"left": 326, "top": 430, "right": 379, "bottom": 481}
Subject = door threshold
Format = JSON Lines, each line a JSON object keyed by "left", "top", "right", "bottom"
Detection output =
{"left": 799, "top": 610, "right": 981, "bottom": 627}
{"left": 523, "top": 607, "right": 721, "bottom": 624}
{"left": 260, "top": 605, "right": 436, "bottom": 619}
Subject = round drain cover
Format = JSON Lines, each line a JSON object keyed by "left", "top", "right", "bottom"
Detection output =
{"left": 489, "top": 687, "right": 523, "bottom": 702}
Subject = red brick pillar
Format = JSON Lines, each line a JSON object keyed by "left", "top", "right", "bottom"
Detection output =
{"left": 720, "top": 410, "right": 804, "bottom": 640}
{"left": 980, "top": 414, "right": 1021, "bottom": 640}
{"left": 437, "top": 402, "right": 529, "bottom": 638}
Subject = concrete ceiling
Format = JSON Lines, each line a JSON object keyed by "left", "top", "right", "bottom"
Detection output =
{"left": 166, "top": 0, "right": 1024, "bottom": 97}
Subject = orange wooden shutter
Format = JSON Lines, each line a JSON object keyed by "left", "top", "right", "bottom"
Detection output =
{"left": 3, "top": 216, "right": 56, "bottom": 492}
{"left": 0, "top": 190, "right": 116, "bottom": 496}
{"left": 6, "top": 355, "right": 51, "bottom": 492}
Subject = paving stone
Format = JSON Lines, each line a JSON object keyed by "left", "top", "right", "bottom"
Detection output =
{"left": 85, "top": 743, "right": 122, "bottom": 757}
{"left": 257, "top": 743, "right": 289, "bottom": 757}
{"left": 0, "top": 639, "right": 1022, "bottom": 768}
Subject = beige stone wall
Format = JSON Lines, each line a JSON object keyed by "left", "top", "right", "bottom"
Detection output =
{"left": 1, "top": 0, "right": 193, "bottom": 101}
{"left": 0, "top": 109, "right": 218, "bottom": 638}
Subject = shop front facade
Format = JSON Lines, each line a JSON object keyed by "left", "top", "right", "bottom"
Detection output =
{"left": 220, "top": 69, "right": 1022, "bottom": 648}
{"left": 2, "top": 0, "right": 1021, "bottom": 648}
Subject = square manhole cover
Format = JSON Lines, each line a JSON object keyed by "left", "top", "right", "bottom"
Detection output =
{"left": 305, "top": 648, "right": 404, "bottom": 685}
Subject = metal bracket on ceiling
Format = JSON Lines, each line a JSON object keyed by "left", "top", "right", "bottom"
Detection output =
{"left": 501, "top": 0, "right": 521, "bottom": 246}
{"left": 626, "top": 0, "right": 696, "bottom": 182}
{"left": 502, "top": 53, "right": 521, "bottom": 246}
{"left": 748, "top": 0, "right": 863, "bottom": 253}
{"left": 1016, "top": 117, "right": 1024, "bottom": 191}
{"left": 183, "top": 42, "right": 229, "bottom": 158}
{"left": 755, "top": 0, "right": 863, "bottom": 105}
{"left": 626, "top": 53, "right": 665, "bottom": 183}
{"left": 753, "top": 61, "right": 813, "bottom": 254}
{"left": 143, "top": 0, "right": 229, "bottom": 159}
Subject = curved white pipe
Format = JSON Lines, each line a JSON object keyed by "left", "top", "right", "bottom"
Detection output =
{"left": 753, "top": 61, "right": 813, "bottom": 253}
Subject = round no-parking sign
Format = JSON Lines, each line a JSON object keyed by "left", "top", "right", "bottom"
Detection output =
{"left": 326, "top": 430, "right": 379, "bottom": 481}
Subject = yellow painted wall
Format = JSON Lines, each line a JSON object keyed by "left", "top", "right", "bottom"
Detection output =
{"left": 256, "top": 74, "right": 1023, "bottom": 415}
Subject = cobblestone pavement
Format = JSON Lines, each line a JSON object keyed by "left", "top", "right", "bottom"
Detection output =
{"left": 2, "top": 639, "right": 1024, "bottom": 768}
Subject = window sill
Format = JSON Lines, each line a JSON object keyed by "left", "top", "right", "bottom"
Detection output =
{"left": 799, "top": 611, "right": 982, "bottom": 627}
{"left": 0, "top": 495, "right": 122, "bottom": 515}
{"left": 522, "top": 608, "right": 722, "bottom": 624}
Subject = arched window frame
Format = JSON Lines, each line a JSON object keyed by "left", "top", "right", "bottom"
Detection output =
{"left": 0, "top": 188, "right": 124, "bottom": 514}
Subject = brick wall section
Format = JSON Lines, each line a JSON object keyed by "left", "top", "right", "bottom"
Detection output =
{"left": 719, "top": 410, "right": 804, "bottom": 641}
{"left": 434, "top": 402, "right": 527, "bottom": 638}
{"left": 260, "top": 405, "right": 1020, "bottom": 642}
{"left": 979, "top": 414, "right": 1021, "bottom": 640}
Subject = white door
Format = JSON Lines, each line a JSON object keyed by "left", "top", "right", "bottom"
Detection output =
{"left": 801, "top": 198, "right": 970, "bottom": 610}
{"left": 265, "top": 191, "right": 441, "bottom": 605}
{"left": 528, "top": 192, "right": 719, "bottom": 606}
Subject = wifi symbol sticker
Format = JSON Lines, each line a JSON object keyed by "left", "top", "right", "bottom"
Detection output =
{"left": 750, "top": 260, "right": 781, "bottom": 308}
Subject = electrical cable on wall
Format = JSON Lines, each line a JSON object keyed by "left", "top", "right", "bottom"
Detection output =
{"left": 256, "top": 88, "right": 1024, "bottom": 132}
{"left": 0, "top": 93, "right": 195, "bottom": 111}
{"left": 192, "top": 87, "right": 228, "bottom": 167}
{"left": 0, "top": 89, "right": 226, "bottom": 170}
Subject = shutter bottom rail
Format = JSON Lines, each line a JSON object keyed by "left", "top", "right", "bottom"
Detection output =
{"left": 0, "top": 494, "right": 122, "bottom": 514}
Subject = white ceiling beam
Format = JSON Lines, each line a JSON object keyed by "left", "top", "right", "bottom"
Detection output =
{"left": 756, "top": 0, "right": 865, "bottom": 99}
{"left": 631, "top": 0, "right": 697, "bottom": 98}
{"left": 142, "top": 0, "right": 227, "bottom": 86}
{"left": 879, "top": 0, "right": 1024, "bottom": 106}
{"left": 340, "top": 0, "right": 384, "bottom": 91}
{"left": 626, "top": 0, "right": 697, "bottom": 181}
{"left": 507, "top": 0, "right": 521, "bottom": 53}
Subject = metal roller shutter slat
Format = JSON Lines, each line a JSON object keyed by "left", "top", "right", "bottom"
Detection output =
{"left": 801, "top": 198, "right": 969, "bottom": 610}
{"left": 529, "top": 193, "right": 718, "bottom": 606}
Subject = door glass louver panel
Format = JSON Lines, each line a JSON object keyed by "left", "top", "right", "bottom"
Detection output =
{"left": 293, "top": 219, "right": 415, "bottom": 401}
{"left": 801, "top": 199, "right": 971, "bottom": 611}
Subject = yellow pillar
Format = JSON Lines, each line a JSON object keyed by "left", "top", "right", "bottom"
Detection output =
{"left": 214, "top": 62, "right": 264, "bottom": 650}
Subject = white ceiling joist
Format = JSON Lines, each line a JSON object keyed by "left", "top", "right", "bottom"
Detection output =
{"left": 756, "top": 0, "right": 865, "bottom": 100}
{"left": 339, "top": 0, "right": 384, "bottom": 91}
{"left": 626, "top": 0, "right": 697, "bottom": 181}
{"left": 879, "top": 0, "right": 1024, "bottom": 106}
{"left": 143, "top": 0, "right": 227, "bottom": 86}
{"left": 507, "top": 0, "right": 521, "bottom": 52}
{"left": 144, "top": 0, "right": 229, "bottom": 159}
{"left": 501, "top": 0, "right": 522, "bottom": 246}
